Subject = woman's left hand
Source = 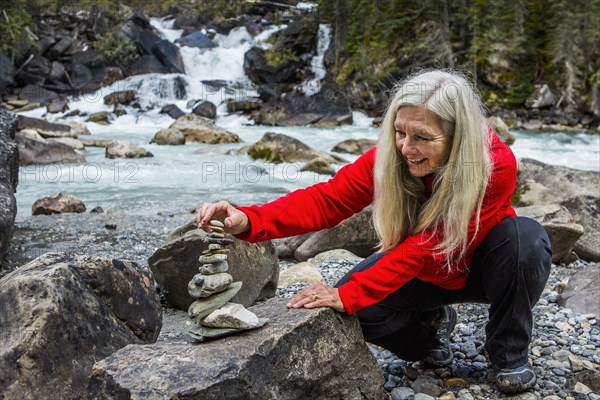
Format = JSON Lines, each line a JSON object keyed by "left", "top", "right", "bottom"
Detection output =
{"left": 287, "top": 284, "right": 345, "bottom": 313}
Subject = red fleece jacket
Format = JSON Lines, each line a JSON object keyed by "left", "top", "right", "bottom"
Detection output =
{"left": 235, "top": 134, "right": 517, "bottom": 315}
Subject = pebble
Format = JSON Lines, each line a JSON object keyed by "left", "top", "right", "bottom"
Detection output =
{"left": 414, "top": 394, "right": 435, "bottom": 400}
{"left": 391, "top": 387, "right": 414, "bottom": 400}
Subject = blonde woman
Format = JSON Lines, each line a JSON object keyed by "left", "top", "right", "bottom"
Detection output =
{"left": 197, "top": 70, "right": 552, "bottom": 394}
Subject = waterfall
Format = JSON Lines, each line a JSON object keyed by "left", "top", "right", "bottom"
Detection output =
{"left": 299, "top": 24, "right": 332, "bottom": 96}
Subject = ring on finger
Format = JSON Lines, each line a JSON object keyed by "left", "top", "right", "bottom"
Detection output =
{"left": 310, "top": 292, "right": 320, "bottom": 301}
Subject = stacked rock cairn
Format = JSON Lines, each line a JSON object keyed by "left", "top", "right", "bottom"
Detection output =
{"left": 187, "top": 220, "right": 267, "bottom": 341}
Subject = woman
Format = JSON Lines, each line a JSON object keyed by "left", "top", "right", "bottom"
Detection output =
{"left": 197, "top": 70, "right": 552, "bottom": 394}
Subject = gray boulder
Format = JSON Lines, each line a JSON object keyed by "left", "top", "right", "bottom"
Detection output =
{"left": 517, "top": 159, "right": 599, "bottom": 206}
{"left": 260, "top": 85, "right": 353, "bottom": 127}
{"left": 148, "top": 220, "right": 279, "bottom": 310}
{"left": 128, "top": 55, "right": 169, "bottom": 76}
{"left": 560, "top": 196, "right": 600, "bottom": 262}
{"left": 150, "top": 128, "right": 185, "bottom": 145}
{"left": 168, "top": 114, "right": 242, "bottom": 144}
{"left": 88, "top": 297, "right": 385, "bottom": 399}
{"left": 192, "top": 100, "right": 217, "bottom": 119}
{"left": 558, "top": 263, "right": 599, "bottom": 323}
{"left": 300, "top": 157, "right": 337, "bottom": 176}
{"left": 276, "top": 206, "right": 378, "bottom": 261}
{"left": 0, "top": 105, "right": 18, "bottom": 264}
{"left": 525, "top": 83, "right": 555, "bottom": 109}
{"left": 17, "top": 115, "right": 71, "bottom": 134}
{"left": 105, "top": 140, "right": 153, "bottom": 159}
{"left": 15, "top": 130, "right": 86, "bottom": 165}
{"left": 248, "top": 132, "right": 346, "bottom": 164}
{"left": 153, "top": 40, "right": 186, "bottom": 74}
{"left": 515, "top": 204, "right": 584, "bottom": 263}
{"left": 331, "top": 138, "right": 377, "bottom": 155}
{"left": 0, "top": 253, "right": 161, "bottom": 400}
{"left": 160, "top": 104, "right": 185, "bottom": 119}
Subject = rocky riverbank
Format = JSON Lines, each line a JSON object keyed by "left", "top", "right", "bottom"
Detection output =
{"left": 279, "top": 258, "right": 600, "bottom": 400}
{"left": 4, "top": 211, "right": 599, "bottom": 399}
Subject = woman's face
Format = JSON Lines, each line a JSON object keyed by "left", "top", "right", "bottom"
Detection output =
{"left": 394, "top": 106, "right": 451, "bottom": 177}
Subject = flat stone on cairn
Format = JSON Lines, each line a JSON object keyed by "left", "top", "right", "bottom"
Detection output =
{"left": 187, "top": 220, "right": 265, "bottom": 341}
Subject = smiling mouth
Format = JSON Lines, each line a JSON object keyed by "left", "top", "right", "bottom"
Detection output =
{"left": 406, "top": 158, "right": 426, "bottom": 165}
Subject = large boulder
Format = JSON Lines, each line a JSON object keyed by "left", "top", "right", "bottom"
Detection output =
{"left": 105, "top": 140, "right": 153, "bottom": 159}
{"left": 168, "top": 114, "right": 242, "bottom": 144}
{"left": 276, "top": 206, "right": 378, "bottom": 261}
{"left": 17, "top": 115, "right": 71, "bottom": 134}
{"left": 243, "top": 18, "right": 317, "bottom": 86}
{"left": 88, "top": 297, "right": 385, "bottom": 399}
{"left": 0, "top": 253, "right": 161, "bottom": 400}
{"left": 258, "top": 85, "right": 353, "bottom": 127}
{"left": 0, "top": 106, "right": 18, "bottom": 264}
{"left": 160, "top": 104, "right": 185, "bottom": 119}
{"left": 243, "top": 47, "right": 305, "bottom": 85}
{"left": 248, "top": 132, "right": 346, "bottom": 164}
{"left": 128, "top": 55, "right": 169, "bottom": 76}
{"left": 517, "top": 159, "right": 600, "bottom": 206}
{"left": 17, "top": 84, "right": 58, "bottom": 105}
{"left": 150, "top": 128, "right": 185, "bottom": 145}
{"left": 148, "top": 220, "right": 279, "bottom": 310}
{"left": 0, "top": 52, "right": 14, "bottom": 93}
{"left": 331, "top": 138, "right": 377, "bottom": 155}
{"left": 103, "top": 90, "right": 136, "bottom": 106}
{"left": 300, "top": 157, "right": 337, "bottom": 176}
{"left": 153, "top": 40, "right": 186, "bottom": 74}
{"left": 515, "top": 204, "right": 584, "bottom": 263}
{"left": 192, "top": 100, "right": 217, "bottom": 119}
{"left": 525, "top": 83, "right": 555, "bottom": 109}
{"left": 32, "top": 192, "right": 86, "bottom": 215}
{"left": 15, "top": 130, "right": 86, "bottom": 165}
{"left": 558, "top": 263, "right": 600, "bottom": 323}
{"left": 560, "top": 196, "right": 600, "bottom": 262}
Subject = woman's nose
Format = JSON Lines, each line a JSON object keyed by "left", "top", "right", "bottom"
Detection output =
{"left": 401, "top": 137, "right": 415, "bottom": 154}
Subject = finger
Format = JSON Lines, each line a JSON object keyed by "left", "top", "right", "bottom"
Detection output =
{"left": 302, "top": 297, "right": 330, "bottom": 309}
{"left": 289, "top": 294, "right": 317, "bottom": 309}
{"left": 287, "top": 289, "right": 316, "bottom": 308}
{"left": 200, "top": 204, "right": 216, "bottom": 227}
{"left": 197, "top": 203, "right": 211, "bottom": 228}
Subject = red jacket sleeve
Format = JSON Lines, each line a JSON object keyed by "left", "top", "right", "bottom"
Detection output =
{"left": 337, "top": 134, "right": 517, "bottom": 315}
{"left": 235, "top": 147, "right": 376, "bottom": 242}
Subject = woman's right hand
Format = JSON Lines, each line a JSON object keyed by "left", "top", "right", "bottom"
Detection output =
{"left": 196, "top": 200, "right": 250, "bottom": 235}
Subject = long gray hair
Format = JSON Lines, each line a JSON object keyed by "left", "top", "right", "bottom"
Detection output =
{"left": 373, "top": 69, "right": 492, "bottom": 272}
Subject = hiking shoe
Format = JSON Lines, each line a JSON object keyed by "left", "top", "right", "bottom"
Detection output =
{"left": 422, "top": 305, "right": 457, "bottom": 366}
{"left": 493, "top": 364, "right": 536, "bottom": 393}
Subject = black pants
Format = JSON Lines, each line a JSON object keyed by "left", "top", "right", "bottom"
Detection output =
{"left": 335, "top": 216, "right": 552, "bottom": 369}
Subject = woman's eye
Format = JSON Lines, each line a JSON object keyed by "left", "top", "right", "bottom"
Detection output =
{"left": 395, "top": 131, "right": 405, "bottom": 137}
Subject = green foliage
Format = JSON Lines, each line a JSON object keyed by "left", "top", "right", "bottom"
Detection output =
{"left": 264, "top": 43, "right": 300, "bottom": 67}
{"left": 318, "top": 0, "right": 600, "bottom": 110}
{"left": 93, "top": 31, "right": 137, "bottom": 68}
{"left": 0, "top": 1, "right": 32, "bottom": 53}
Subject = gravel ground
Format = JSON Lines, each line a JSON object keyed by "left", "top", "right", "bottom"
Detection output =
{"left": 278, "top": 259, "right": 600, "bottom": 400}
{"left": 4, "top": 213, "right": 599, "bottom": 399}
{"left": 3, "top": 210, "right": 194, "bottom": 278}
